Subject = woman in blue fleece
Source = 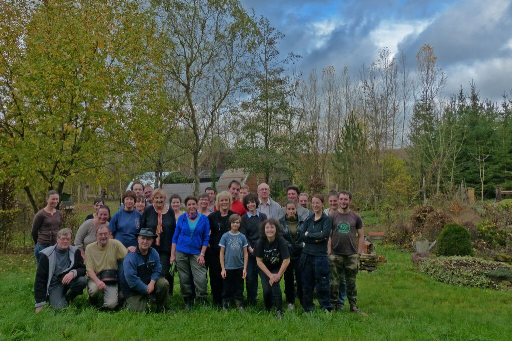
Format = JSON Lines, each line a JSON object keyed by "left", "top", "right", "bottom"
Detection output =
{"left": 110, "top": 191, "right": 142, "bottom": 250}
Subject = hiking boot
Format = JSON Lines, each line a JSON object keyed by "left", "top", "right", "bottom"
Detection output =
{"left": 287, "top": 303, "right": 295, "bottom": 311}
{"left": 350, "top": 305, "right": 361, "bottom": 314}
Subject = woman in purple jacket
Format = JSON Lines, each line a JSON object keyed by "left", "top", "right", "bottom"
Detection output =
{"left": 170, "top": 196, "right": 210, "bottom": 310}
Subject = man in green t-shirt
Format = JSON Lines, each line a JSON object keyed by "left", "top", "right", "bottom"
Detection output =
{"left": 328, "top": 191, "right": 364, "bottom": 313}
{"left": 85, "top": 224, "right": 127, "bottom": 309}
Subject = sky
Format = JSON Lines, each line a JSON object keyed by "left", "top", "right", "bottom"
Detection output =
{"left": 240, "top": 0, "right": 512, "bottom": 102}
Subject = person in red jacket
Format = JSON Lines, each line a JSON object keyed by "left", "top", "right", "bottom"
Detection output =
{"left": 228, "top": 180, "right": 247, "bottom": 216}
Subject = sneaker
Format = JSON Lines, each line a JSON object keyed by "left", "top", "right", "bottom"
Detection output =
{"left": 222, "top": 306, "right": 228, "bottom": 313}
{"left": 335, "top": 303, "right": 344, "bottom": 311}
{"left": 184, "top": 303, "right": 191, "bottom": 312}
{"left": 287, "top": 303, "right": 295, "bottom": 311}
{"left": 238, "top": 306, "right": 246, "bottom": 312}
{"left": 276, "top": 311, "right": 283, "bottom": 320}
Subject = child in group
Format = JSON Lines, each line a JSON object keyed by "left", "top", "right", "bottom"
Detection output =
{"left": 219, "top": 214, "right": 248, "bottom": 311}
{"left": 255, "top": 218, "right": 290, "bottom": 320}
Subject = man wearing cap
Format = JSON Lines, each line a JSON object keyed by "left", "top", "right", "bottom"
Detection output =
{"left": 85, "top": 224, "right": 128, "bottom": 309}
{"left": 121, "top": 228, "right": 170, "bottom": 312}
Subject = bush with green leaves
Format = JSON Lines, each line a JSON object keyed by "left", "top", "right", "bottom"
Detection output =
{"left": 420, "top": 256, "right": 512, "bottom": 289}
{"left": 436, "top": 223, "right": 473, "bottom": 256}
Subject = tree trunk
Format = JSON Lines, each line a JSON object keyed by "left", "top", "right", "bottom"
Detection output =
{"left": 24, "top": 186, "right": 38, "bottom": 214}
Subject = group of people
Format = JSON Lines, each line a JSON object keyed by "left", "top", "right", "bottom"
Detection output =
{"left": 32, "top": 181, "right": 365, "bottom": 318}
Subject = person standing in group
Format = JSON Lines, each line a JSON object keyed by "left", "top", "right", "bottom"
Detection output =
{"left": 257, "top": 183, "right": 281, "bottom": 220}
{"left": 328, "top": 190, "right": 364, "bottom": 314}
{"left": 75, "top": 205, "right": 111, "bottom": 258}
{"left": 170, "top": 194, "right": 184, "bottom": 221}
{"left": 197, "top": 193, "right": 211, "bottom": 216}
{"left": 85, "top": 224, "right": 127, "bottom": 310}
{"left": 280, "top": 201, "right": 305, "bottom": 310}
{"left": 239, "top": 185, "right": 250, "bottom": 203}
{"left": 84, "top": 197, "right": 107, "bottom": 222}
{"left": 280, "top": 185, "right": 310, "bottom": 221}
{"left": 228, "top": 180, "right": 247, "bottom": 216}
{"left": 109, "top": 191, "right": 141, "bottom": 251}
{"left": 255, "top": 219, "right": 290, "bottom": 320}
{"left": 299, "top": 193, "right": 310, "bottom": 210}
{"left": 207, "top": 191, "right": 235, "bottom": 307}
{"left": 141, "top": 189, "right": 176, "bottom": 295}
{"left": 240, "top": 193, "right": 267, "bottom": 306}
{"left": 135, "top": 195, "right": 146, "bottom": 214}
{"left": 131, "top": 182, "right": 144, "bottom": 197}
{"left": 171, "top": 196, "right": 210, "bottom": 310}
{"left": 205, "top": 187, "right": 216, "bottom": 213}
{"left": 34, "top": 228, "right": 87, "bottom": 312}
{"left": 324, "top": 191, "right": 339, "bottom": 215}
{"left": 143, "top": 185, "right": 153, "bottom": 205}
{"left": 219, "top": 214, "right": 248, "bottom": 312}
{"left": 300, "top": 194, "right": 332, "bottom": 313}
{"left": 32, "top": 190, "right": 63, "bottom": 265}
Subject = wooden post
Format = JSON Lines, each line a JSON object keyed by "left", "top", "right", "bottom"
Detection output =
{"left": 496, "top": 186, "right": 502, "bottom": 202}
{"left": 467, "top": 187, "right": 475, "bottom": 205}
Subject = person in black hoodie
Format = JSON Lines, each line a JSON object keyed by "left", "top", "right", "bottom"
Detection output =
{"left": 299, "top": 194, "right": 333, "bottom": 313}
{"left": 240, "top": 193, "right": 267, "bottom": 305}
{"left": 207, "top": 191, "right": 235, "bottom": 307}
{"left": 280, "top": 201, "right": 305, "bottom": 310}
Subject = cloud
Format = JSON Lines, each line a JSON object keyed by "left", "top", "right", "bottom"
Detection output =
{"left": 240, "top": 0, "right": 512, "bottom": 99}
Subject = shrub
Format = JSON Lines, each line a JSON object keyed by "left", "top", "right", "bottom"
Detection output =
{"left": 0, "top": 209, "right": 22, "bottom": 251}
{"left": 436, "top": 223, "right": 473, "bottom": 256}
{"left": 420, "top": 256, "right": 512, "bottom": 289}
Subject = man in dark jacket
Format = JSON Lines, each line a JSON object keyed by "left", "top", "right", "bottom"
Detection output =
{"left": 34, "top": 228, "right": 87, "bottom": 312}
{"left": 122, "top": 228, "right": 170, "bottom": 312}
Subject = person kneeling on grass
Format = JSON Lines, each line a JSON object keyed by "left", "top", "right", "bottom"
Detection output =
{"left": 121, "top": 228, "right": 170, "bottom": 313}
{"left": 34, "top": 228, "right": 87, "bottom": 313}
{"left": 255, "top": 219, "right": 290, "bottom": 320}
{"left": 85, "top": 224, "right": 128, "bottom": 310}
{"left": 220, "top": 214, "right": 248, "bottom": 312}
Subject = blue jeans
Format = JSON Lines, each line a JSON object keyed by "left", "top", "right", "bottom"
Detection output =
{"left": 300, "top": 253, "right": 332, "bottom": 312}
{"left": 34, "top": 244, "right": 46, "bottom": 265}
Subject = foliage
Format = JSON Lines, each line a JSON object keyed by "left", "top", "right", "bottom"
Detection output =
{"left": 420, "top": 256, "right": 512, "bottom": 289}
{"left": 475, "top": 202, "right": 512, "bottom": 248}
{"left": 0, "top": 0, "right": 168, "bottom": 212}
{"left": 0, "top": 209, "right": 21, "bottom": 251}
{"left": 162, "top": 172, "right": 192, "bottom": 184}
{"left": 332, "top": 110, "right": 369, "bottom": 193}
{"left": 436, "top": 223, "right": 473, "bottom": 256}
{"left": 381, "top": 153, "right": 415, "bottom": 206}
{"left": 232, "top": 16, "right": 302, "bottom": 184}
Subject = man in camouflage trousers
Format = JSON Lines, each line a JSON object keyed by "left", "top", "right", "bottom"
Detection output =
{"left": 327, "top": 191, "right": 365, "bottom": 313}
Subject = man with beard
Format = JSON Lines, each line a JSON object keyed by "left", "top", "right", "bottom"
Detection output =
{"left": 328, "top": 191, "right": 364, "bottom": 314}
{"left": 85, "top": 224, "right": 127, "bottom": 309}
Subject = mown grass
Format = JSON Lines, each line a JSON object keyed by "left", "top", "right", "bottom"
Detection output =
{"left": 1, "top": 244, "right": 511, "bottom": 341}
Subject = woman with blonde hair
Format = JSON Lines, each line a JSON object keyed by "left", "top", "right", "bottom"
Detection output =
{"left": 206, "top": 191, "right": 235, "bottom": 307}
{"left": 140, "top": 189, "right": 176, "bottom": 294}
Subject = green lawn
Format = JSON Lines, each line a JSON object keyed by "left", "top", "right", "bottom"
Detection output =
{"left": 1, "top": 244, "right": 511, "bottom": 341}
